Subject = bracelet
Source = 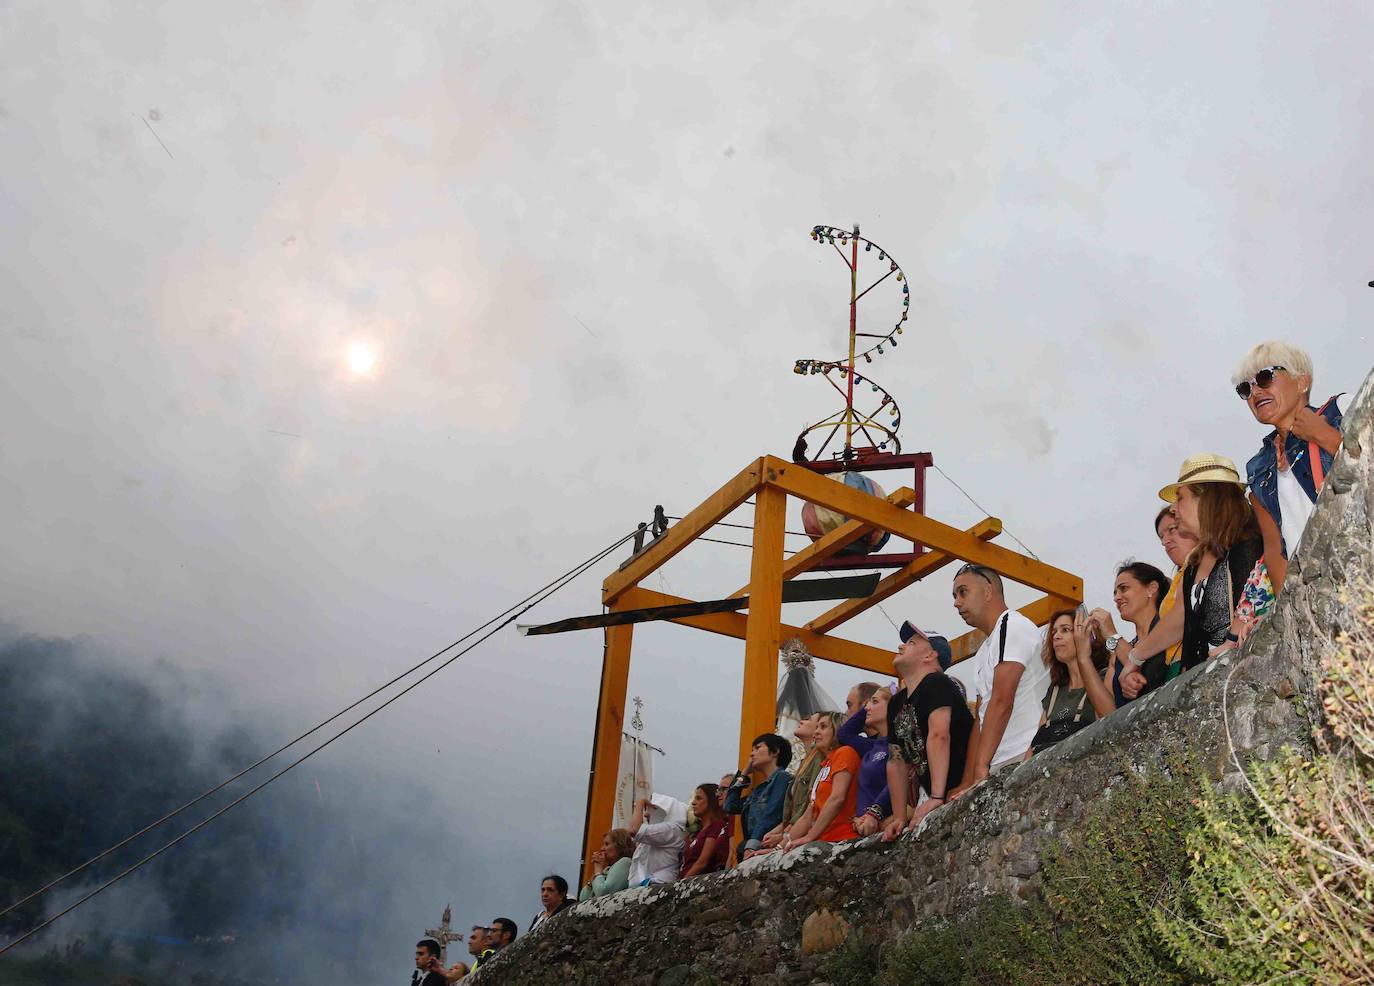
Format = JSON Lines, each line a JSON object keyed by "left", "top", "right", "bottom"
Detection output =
{"left": 929, "top": 795, "right": 945, "bottom": 802}
{"left": 865, "top": 805, "right": 883, "bottom": 818}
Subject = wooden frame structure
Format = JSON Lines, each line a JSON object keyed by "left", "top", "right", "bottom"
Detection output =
{"left": 581, "top": 455, "right": 1082, "bottom": 881}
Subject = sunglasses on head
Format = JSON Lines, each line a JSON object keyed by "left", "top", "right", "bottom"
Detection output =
{"left": 955, "top": 563, "right": 995, "bottom": 584}
{"left": 1235, "top": 365, "right": 1286, "bottom": 400}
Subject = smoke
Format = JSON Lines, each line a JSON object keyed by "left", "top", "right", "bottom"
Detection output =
{"left": 0, "top": 621, "right": 455, "bottom": 985}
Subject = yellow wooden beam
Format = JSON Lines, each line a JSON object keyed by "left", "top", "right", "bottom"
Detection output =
{"left": 740, "top": 486, "right": 785, "bottom": 766}
{"left": 760, "top": 456, "right": 1082, "bottom": 601}
{"left": 581, "top": 620, "right": 635, "bottom": 886}
{"left": 727, "top": 486, "right": 918, "bottom": 599}
{"left": 602, "top": 458, "right": 767, "bottom": 606}
{"left": 618, "top": 586, "right": 896, "bottom": 677}
{"left": 947, "top": 595, "right": 1077, "bottom": 664}
{"left": 805, "top": 518, "right": 1003, "bottom": 635}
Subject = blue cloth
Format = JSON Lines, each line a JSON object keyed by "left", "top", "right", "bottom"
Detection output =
{"left": 838, "top": 707, "right": 892, "bottom": 818}
{"left": 723, "top": 768, "right": 790, "bottom": 843}
{"left": 1246, "top": 396, "right": 1344, "bottom": 557}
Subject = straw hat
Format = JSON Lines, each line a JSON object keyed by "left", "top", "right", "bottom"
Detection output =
{"left": 1158, "top": 453, "right": 1247, "bottom": 503}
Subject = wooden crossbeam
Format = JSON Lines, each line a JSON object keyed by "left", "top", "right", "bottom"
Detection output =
{"left": 618, "top": 586, "right": 895, "bottom": 677}
{"left": 761, "top": 456, "right": 1082, "bottom": 601}
{"left": 521, "top": 574, "right": 880, "bottom": 637}
{"left": 727, "top": 486, "right": 918, "bottom": 599}
{"left": 947, "top": 595, "right": 1078, "bottom": 663}
{"left": 805, "top": 518, "right": 1003, "bottom": 634}
{"left": 603, "top": 458, "right": 766, "bottom": 605}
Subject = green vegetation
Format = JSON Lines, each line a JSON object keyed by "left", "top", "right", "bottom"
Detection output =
{"left": 824, "top": 763, "right": 1207, "bottom": 986}
{"left": 1160, "top": 581, "right": 1374, "bottom": 984}
{"left": 824, "top": 578, "right": 1374, "bottom": 986}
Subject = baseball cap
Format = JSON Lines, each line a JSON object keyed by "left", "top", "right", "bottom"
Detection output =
{"left": 899, "top": 620, "right": 953, "bottom": 670}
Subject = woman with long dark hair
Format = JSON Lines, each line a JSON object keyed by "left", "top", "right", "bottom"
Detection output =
{"left": 1120, "top": 455, "right": 1268, "bottom": 698}
{"left": 680, "top": 784, "right": 728, "bottom": 879}
{"left": 1091, "top": 560, "right": 1171, "bottom": 707}
{"left": 1027, "top": 609, "right": 1112, "bottom": 756}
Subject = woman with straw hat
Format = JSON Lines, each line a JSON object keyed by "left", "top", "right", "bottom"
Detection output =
{"left": 1116, "top": 454, "right": 1269, "bottom": 698}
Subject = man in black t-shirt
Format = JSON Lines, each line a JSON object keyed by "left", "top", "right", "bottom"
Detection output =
{"left": 882, "top": 622, "right": 978, "bottom": 840}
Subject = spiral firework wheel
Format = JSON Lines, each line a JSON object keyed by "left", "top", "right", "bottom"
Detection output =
{"left": 793, "top": 224, "right": 909, "bottom": 463}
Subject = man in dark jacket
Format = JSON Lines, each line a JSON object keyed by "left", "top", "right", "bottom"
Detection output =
{"left": 411, "top": 938, "right": 447, "bottom": 986}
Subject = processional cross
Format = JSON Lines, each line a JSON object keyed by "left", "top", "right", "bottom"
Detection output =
{"left": 425, "top": 903, "right": 461, "bottom": 966}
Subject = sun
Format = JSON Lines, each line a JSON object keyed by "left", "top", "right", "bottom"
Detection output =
{"left": 346, "top": 342, "right": 378, "bottom": 377}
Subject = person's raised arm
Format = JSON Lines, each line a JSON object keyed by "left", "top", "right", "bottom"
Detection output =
{"left": 722, "top": 777, "right": 747, "bottom": 816}
{"left": 793, "top": 769, "right": 853, "bottom": 849}
{"left": 837, "top": 707, "right": 874, "bottom": 755}
{"left": 972, "top": 662, "right": 1023, "bottom": 782}
{"left": 627, "top": 797, "right": 650, "bottom": 838}
{"left": 1074, "top": 617, "right": 1117, "bottom": 719}
{"left": 881, "top": 755, "right": 911, "bottom": 841}
{"left": 1291, "top": 404, "right": 1344, "bottom": 457}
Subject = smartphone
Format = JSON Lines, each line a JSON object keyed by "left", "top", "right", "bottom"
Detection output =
{"left": 1076, "top": 603, "right": 1098, "bottom": 643}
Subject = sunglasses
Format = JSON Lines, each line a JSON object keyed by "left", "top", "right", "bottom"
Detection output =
{"left": 1234, "top": 365, "right": 1286, "bottom": 400}
{"left": 955, "top": 563, "right": 995, "bottom": 585}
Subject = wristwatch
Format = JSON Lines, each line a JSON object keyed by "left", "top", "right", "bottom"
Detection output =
{"left": 1105, "top": 634, "right": 1124, "bottom": 653}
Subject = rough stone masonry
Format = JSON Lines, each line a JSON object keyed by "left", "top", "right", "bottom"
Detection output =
{"left": 474, "top": 366, "right": 1374, "bottom": 986}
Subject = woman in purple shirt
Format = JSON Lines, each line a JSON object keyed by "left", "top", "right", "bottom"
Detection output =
{"left": 838, "top": 687, "right": 893, "bottom": 837}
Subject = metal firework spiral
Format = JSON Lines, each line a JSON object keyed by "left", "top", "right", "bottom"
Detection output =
{"left": 793, "top": 223, "right": 909, "bottom": 463}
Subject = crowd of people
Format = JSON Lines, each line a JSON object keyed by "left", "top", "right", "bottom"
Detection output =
{"left": 408, "top": 340, "right": 1350, "bottom": 976}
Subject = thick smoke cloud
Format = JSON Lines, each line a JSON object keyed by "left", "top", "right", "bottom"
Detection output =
{"left": 0, "top": 622, "right": 455, "bottom": 984}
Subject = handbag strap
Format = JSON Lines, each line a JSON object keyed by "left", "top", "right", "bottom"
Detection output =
{"left": 1309, "top": 396, "right": 1336, "bottom": 492}
{"left": 1070, "top": 689, "right": 1089, "bottom": 724}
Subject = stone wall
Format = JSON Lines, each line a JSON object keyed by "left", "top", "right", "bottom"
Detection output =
{"left": 474, "top": 368, "right": 1374, "bottom": 986}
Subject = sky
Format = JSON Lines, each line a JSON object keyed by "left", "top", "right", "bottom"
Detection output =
{"left": 2, "top": 0, "right": 1372, "bottom": 977}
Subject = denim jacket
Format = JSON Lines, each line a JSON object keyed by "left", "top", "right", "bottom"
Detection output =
{"left": 723, "top": 768, "right": 790, "bottom": 843}
{"left": 1245, "top": 396, "right": 1343, "bottom": 557}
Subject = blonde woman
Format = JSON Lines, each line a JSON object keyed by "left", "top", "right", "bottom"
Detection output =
{"left": 1233, "top": 341, "right": 1346, "bottom": 589}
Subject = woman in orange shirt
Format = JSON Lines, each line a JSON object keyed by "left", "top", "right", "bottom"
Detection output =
{"left": 780, "top": 711, "right": 860, "bottom": 851}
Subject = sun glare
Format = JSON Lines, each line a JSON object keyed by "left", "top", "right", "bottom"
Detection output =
{"left": 346, "top": 343, "right": 378, "bottom": 377}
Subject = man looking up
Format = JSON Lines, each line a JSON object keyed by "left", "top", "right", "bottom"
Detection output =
{"left": 952, "top": 564, "right": 1049, "bottom": 784}
{"left": 882, "top": 623, "right": 978, "bottom": 840}
{"left": 723, "top": 733, "right": 792, "bottom": 860}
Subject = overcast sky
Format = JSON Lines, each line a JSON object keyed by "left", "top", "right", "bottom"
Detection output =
{"left": 3, "top": 0, "right": 1372, "bottom": 972}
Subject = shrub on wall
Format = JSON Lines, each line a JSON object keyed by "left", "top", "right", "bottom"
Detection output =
{"left": 1159, "top": 579, "right": 1374, "bottom": 984}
